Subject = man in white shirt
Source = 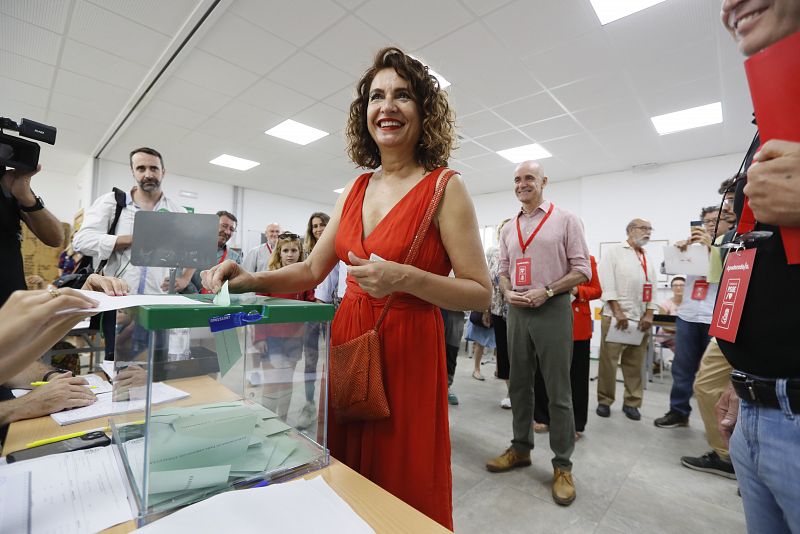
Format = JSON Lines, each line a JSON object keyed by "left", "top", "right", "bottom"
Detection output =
{"left": 242, "top": 222, "right": 280, "bottom": 273}
{"left": 73, "top": 147, "right": 194, "bottom": 295}
{"left": 596, "top": 218, "right": 658, "bottom": 421}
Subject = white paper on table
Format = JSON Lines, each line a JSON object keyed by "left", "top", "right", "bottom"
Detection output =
{"left": 605, "top": 318, "right": 646, "bottom": 345}
{"left": 663, "top": 244, "right": 710, "bottom": 276}
{"left": 50, "top": 382, "right": 189, "bottom": 426}
{"left": 134, "top": 476, "right": 374, "bottom": 534}
{"left": 0, "top": 446, "right": 133, "bottom": 534}
{"left": 56, "top": 290, "right": 211, "bottom": 315}
{"left": 12, "top": 373, "right": 113, "bottom": 398}
{"left": 0, "top": 471, "right": 30, "bottom": 533}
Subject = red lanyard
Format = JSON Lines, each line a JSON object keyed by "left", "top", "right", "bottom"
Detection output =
{"left": 265, "top": 242, "right": 273, "bottom": 255}
{"left": 516, "top": 203, "right": 554, "bottom": 254}
{"left": 218, "top": 247, "right": 228, "bottom": 264}
{"left": 635, "top": 250, "right": 649, "bottom": 282}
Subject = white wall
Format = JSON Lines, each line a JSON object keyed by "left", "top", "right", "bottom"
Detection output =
{"left": 241, "top": 190, "right": 334, "bottom": 252}
{"left": 472, "top": 153, "right": 742, "bottom": 258}
{"left": 30, "top": 167, "right": 85, "bottom": 224}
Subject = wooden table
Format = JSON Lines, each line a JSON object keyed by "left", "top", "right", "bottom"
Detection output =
{"left": 3, "top": 376, "right": 449, "bottom": 534}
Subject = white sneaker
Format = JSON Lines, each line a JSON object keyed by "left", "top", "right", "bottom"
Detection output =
{"left": 297, "top": 401, "right": 316, "bottom": 429}
{"left": 500, "top": 397, "right": 511, "bottom": 409}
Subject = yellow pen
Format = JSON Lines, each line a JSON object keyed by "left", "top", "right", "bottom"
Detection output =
{"left": 24, "top": 429, "right": 105, "bottom": 448}
{"left": 24, "top": 419, "right": 144, "bottom": 448}
{"left": 30, "top": 381, "right": 97, "bottom": 389}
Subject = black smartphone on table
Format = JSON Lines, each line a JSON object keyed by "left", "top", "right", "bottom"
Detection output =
{"left": 6, "top": 431, "right": 110, "bottom": 463}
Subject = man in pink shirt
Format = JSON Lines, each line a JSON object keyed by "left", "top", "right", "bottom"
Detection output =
{"left": 486, "top": 160, "right": 590, "bottom": 506}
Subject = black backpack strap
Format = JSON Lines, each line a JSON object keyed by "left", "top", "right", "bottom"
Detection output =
{"left": 94, "top": 188, "right": 128, "bottom": 274}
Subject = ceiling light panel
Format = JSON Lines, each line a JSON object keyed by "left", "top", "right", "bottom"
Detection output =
{"left": 209, "top": 154, "right": 260, "bottom": 170}
{"left": 265, "top": 119, "right": 329, "bottom": 145}
{"left": 496, "top": 143, "right": 553, "bottom": 163}
{"left": 650, "top": 102, "right": 723, "bottom": 135}
{"left": 589, "top": 0, "right": 667, "bottom": 25}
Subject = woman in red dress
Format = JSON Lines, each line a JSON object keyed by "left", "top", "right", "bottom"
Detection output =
{"left": 202, "top": 47, "right": 490, "bottom": 529}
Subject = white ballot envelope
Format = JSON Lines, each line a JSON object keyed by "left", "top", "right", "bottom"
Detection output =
{"left": 663, "top": 244, "right": 709, "bottom": 276}
{"left": 605, "top": 318, "right": 646, "bottom": 345}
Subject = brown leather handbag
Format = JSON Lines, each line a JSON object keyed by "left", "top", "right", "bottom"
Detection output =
{"left": 329, "top": 169, "right": 456, "bottom": 423}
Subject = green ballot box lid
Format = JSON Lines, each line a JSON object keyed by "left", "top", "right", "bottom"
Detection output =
{"left": 132, "top": 294, "right": 334, "bottom": 330}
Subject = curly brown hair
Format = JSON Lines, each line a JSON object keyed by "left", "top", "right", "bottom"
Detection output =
{"left": 346, "top": 47, "right": 455, "bottom": 171}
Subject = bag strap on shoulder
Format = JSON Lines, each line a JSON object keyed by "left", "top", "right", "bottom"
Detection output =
{"left": 374, "top": 169, "right": 457, "bottom": 331}
{"left": 95, "top": 187, "right": 128, "bottom": 274}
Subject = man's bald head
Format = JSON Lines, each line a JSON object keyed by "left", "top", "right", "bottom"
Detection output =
{"left": 513, "top": 160, "right": 548, "bottom": 209}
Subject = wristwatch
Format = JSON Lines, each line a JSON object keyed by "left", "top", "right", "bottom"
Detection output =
{"left": 20, "top": 195, "right": 45, "bottom": 212}
{"left": 545, "top": 286, "right": 554, "bottom": 298}
{"left": 42, "top": 368, "right": 69, "bottom": 381}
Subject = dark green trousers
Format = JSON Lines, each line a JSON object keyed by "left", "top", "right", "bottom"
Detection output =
{"left": 507, "top": 293, "right": 575, "bottom": 470}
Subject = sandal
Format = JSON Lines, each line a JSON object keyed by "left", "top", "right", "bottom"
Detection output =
{"left": 472, "top": 371, "right": 485, "bottom": 381}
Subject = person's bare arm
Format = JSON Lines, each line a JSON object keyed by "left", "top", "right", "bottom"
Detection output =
{"left": 0, "top": 374, "right": 95, "bottom": 425}
{"left": 202, "top": 179, "right": 355, "bottom": 294}
{"left": 3, "top": 361, "right": 53, "bottom": 389}
{"left": 2, "top": 165, "right": 63, "bottom": 247}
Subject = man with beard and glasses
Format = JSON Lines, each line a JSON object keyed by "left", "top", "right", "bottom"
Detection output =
{"left": 74, "top": 147, "right": 194, "bottom": 295}
{"left": 713, "top": 1, "right": 800, "bottom": 531}
{"left": 596, "top": 219, "right": 658, "bottom": 422}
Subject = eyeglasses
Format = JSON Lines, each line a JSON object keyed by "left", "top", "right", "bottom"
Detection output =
{"left": 277, "top": 232, "right": 300, "bottom": 241}
{"left": 632, "top": 225, "right": 653, "bottom": 232}
{"left": 220, "top": 223, "right": 236, "bottom": 233}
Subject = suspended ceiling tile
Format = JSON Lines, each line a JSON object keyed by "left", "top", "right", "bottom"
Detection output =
{"left": 0, "top": 0, "right": 71, "bottom": 33}
{"left": 230, "top": 0, "right": 345, "bottom": 47}
{"left": 473, "top": 129, "right": 533, "bottom": 152}
{"left": 60, "top": 39, "right": 148, "bottom": 89}
{"left": 458, "top": 110, "right": 511, "bottom": 139}
{"left": 0, "top": 76, "right": 50, "bottom": 108}
{"left": 305, "top": 15, "right": 389, "bottom": 78}
{"left": 520, "top": 115, "right": 583, "bottom": 143}
{"left": 68, "top": 0, "right": 170, "bottom": 67}
{"left": 0, "top": 49, "right": 55, "bottom": 88}
{"left": 267, "top": 52, "right": 353, "bottom": 101}
{"left": 239, "top": 77, "right": 316, "bottom": 116}
{"left": 157, "top": 76, "right": 231, "bottom": 115}
{"left": 197, "top": 12, "right": 297, "bottom": 76}
{"left": 0, "top": 15, "right": 62, "bottom": 64}
{"left": 83, "top": 0, "right": 201, "bottom": 36}
{"left": 355, "top": 0, "right": 473, "bottom": 51}
{"left": 492, "top": 92, "right": 566, "bottom": 127}
{"left": 172, "top": 48, "right": 260, "bottom": 97}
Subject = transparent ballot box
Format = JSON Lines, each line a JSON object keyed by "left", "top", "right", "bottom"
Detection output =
{"left": 108, "top": 295, "right": 333, "bottom": 522}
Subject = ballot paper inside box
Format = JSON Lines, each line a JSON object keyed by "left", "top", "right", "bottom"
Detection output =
{"left": 106, "top": 294, "right": 334, "bottom": 524}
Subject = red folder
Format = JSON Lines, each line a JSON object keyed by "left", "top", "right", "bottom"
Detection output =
{"left": 743, "top": 30, "right": 800, "bottom": 264}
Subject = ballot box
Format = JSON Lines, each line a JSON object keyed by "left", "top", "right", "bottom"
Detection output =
{"left": 106, "top": 294, "right": 333, "bottom": 523}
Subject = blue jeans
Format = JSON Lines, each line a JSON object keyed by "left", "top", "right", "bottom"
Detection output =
{"left": 730, "top": 379, "right": 800, "bottom": 534}
{"left": 669, "top": 318, "right": 710, "bottom": 416}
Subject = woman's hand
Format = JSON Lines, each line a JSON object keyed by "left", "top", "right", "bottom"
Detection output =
{"left": 0, "top": 289, "right": 98, "bottom": 382}
{"left": 347, "top": 251, "right": 409, "bottom": 298}
{"left": 82, "top": 274, "right": 129, "bottom": 296}
{"left": 201, "top": 260, "right": 255, "bottom": 294}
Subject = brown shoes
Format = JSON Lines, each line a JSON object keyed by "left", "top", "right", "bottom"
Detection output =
{"left": 552, "top": 468, "right": 576, "bottom": 506}
{"left": 486, "top": 447, "right": 532, "bottom": 472}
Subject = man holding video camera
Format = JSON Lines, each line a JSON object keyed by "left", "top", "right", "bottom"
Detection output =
{"left": 0, "top": 164, "right": 63, "bottom": 306}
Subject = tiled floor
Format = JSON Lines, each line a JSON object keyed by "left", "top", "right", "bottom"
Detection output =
{"left": 448, "top": 353, "right": 745, "bottom": 534}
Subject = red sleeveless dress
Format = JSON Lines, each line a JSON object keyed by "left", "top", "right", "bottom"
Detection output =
{"left": 332, "top": 167, "right": 453, "bottom": 530}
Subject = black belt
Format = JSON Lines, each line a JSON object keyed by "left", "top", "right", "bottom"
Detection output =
{"left": 730, "top": 372, "right": 800, "bottom": 414}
